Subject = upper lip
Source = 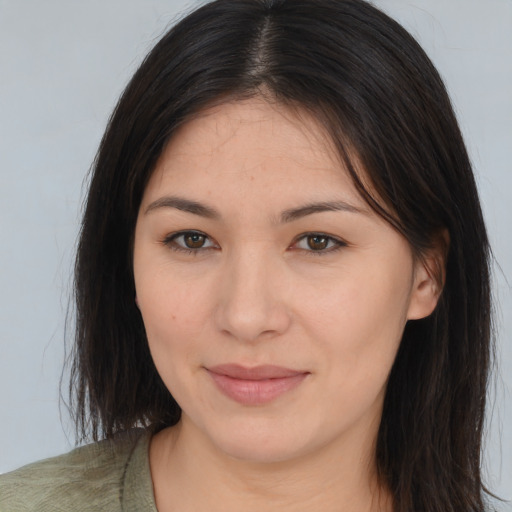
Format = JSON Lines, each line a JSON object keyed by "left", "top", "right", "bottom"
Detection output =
{"left": 207, "top": 364, "right": 308, "bottom": 380}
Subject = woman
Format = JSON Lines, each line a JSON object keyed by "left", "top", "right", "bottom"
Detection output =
{"left": 0, "top": 0, "right": 495, "bottom": 510}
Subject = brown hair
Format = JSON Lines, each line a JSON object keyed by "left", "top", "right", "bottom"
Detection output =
{"left": 70, "top": 1, "right": 493, "bottom": 510}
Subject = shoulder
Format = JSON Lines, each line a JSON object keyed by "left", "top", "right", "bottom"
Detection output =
{"left": 0, "top": 428, "right": 154, "bottom": 512}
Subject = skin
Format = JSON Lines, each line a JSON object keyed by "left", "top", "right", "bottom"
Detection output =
{"left": 133, "top": 97, "right": 441, "bottom": 512}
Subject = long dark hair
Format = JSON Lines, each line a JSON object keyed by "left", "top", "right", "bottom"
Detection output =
{"left": 70, "top": 1, "right": 493, "bottom": 510}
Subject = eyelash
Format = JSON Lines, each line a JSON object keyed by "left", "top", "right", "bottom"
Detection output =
{"left": 162, "top": 231, "right": 218, "bottom": 256}
{"left": 161, "top": 230, "right": 347, "bottom": 256}
{"left": 292, "top": 233, "right": 347, "bottom": 255}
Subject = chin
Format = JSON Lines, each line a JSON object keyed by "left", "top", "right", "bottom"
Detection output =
{"left": 203, "top": 416, "right": 320, "bottom": 465}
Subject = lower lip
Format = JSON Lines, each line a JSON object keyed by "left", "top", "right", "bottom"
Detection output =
{"left": 208, "top": 371, "right": 308, "bottom": 405}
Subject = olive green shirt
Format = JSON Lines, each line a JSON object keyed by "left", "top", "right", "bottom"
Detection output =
{"left": 0, "top": 429, "right": 157, "bottom": 511}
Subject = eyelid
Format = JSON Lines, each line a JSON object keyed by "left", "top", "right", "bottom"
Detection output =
{"left": 162, "top": 230, "right": 219, "bottom": 253}
{"left": 289, "top": 232, "right": 348, "bottom": 254}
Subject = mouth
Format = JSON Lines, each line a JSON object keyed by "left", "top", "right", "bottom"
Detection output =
{"left": 206, "top": 364, "right": 310, "bottom": 405}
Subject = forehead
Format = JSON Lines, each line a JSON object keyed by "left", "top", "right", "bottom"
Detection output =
{"left": 143, "top": 97, "right": 367, "bottom": 211}
{"left": 171, "top": 98, "right": 333, "bottom": 154}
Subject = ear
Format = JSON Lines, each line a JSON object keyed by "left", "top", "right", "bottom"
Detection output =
{"left": 407, "top": 230, "right": 449, "bottom": 320}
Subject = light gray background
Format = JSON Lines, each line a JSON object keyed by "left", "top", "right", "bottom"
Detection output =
{"left": 0, "top": 0, "right": 510, "bottom": 504}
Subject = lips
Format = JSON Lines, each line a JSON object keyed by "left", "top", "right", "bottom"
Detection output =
{"left": 206, "top": 364, "right": 309, "bottom": 405}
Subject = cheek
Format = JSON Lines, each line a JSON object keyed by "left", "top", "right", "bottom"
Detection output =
{"left": 299, "top": 260, "right": 412, "bottom": 380}
{"left": 304, "top": 264, "right": 410, "bottom": 334}
{"left": 135, "top": 267, "right": 215, "bottom": 382}
{"left": 135, "top": 276, "right": 215, "bottom": 413}
{"left": 292, "top": 273, "right": 410, "bottom": 433}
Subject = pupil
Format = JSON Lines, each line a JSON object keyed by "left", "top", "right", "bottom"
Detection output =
{"left": 308, "top": 235, "right": 327, "bottom": 250}
{"left": 185, "top": 233, "right": 205, "bottom": 248}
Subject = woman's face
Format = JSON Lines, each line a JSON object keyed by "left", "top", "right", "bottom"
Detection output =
{"left": 133, "top": 98, "right": 438, "bottom": 464}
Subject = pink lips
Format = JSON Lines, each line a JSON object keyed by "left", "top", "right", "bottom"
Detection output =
{"left": 207, "top": 364, "right": 309, "bottom": 405}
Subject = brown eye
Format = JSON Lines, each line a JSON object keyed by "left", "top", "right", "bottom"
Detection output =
{"left": 307, "top": 235, "right": 329, "bottom": 251}
{"left": 184, "top": 232, "right": 206, "bottom": 248}
{"left": 164, "top": 231, "right": 216, "bottom": 253}
{"left": 292, "top": 233, "right": 346, "bottom": 254}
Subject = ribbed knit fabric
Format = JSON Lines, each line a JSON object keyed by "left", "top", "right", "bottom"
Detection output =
{"left": 0, "top": 429, "right": 156, "bottom": 511}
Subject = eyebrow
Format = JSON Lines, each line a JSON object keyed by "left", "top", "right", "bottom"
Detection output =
{"left": 145, "top": 196, "right": 364, "bottom": 222}
{"left": 279, "top": 200, "right": 364, "bottom": 223}
{"left": 145, "top": 196, "right": 220, "bottom": 219}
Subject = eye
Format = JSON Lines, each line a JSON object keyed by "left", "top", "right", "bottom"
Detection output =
{"left": 163, "top": 230, "right": 217, "bottom": 253}
{"left": 291, "top": 233, "right": 346, "bottom": 254}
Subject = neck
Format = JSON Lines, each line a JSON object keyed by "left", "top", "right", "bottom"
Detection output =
{"left": 149, "top": 418, "right": 392, "bottom": 512}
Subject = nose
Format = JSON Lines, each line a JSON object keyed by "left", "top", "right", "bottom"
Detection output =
{"left": 214, "top": 249, "right": 292, "bottom": 343}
